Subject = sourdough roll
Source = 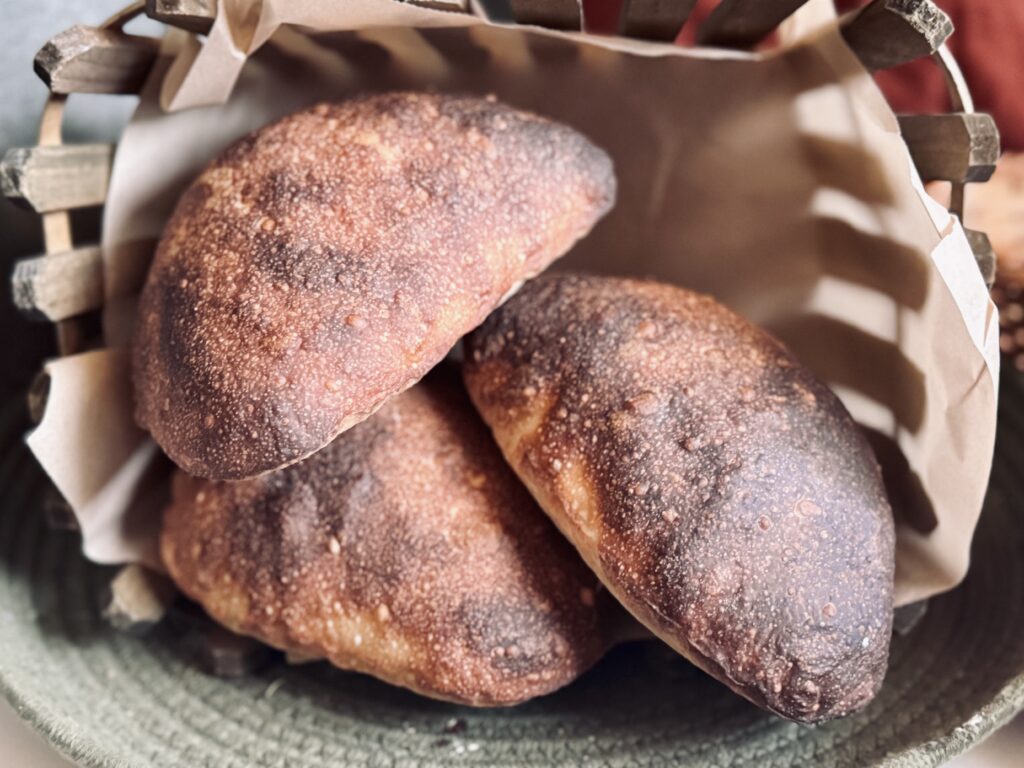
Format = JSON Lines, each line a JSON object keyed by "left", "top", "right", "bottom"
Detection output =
{"left": 462, "top": 274, "right": 896, "bottom": 723}
{"left": 161, "top": 368, "right": 611, "bottom": 706}
{"left": 134, "top": 92, "right": 615, "bottom": 480}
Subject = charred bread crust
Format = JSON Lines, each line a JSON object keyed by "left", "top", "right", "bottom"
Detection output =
{"left": 462, "top": 273, "right": 896, "bottom": 722}
{"left": 134, "top": 93, "right": 615, "bottom": 479}
{"left": 161, "top": 368, "right": 611, "bottom": 706}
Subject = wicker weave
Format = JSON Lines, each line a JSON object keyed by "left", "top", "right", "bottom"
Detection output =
{"left": 1, "top": 374, "right": 1023, "bottom": 767}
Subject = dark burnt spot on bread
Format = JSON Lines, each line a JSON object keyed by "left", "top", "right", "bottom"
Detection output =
{"left": 134, "top": 93, "right": 616, "bottom": 480}
{"left": 160, "top": 367, "right": 611, "bottom": 706}
{"left": 463, "top": 273, "right": 895, "bottom": 723}
{"left": 457, "top": 594, "right": 581, "bottom": 680}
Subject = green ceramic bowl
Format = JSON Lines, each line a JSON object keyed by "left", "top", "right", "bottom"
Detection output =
{"left": 2, "top": 373, "right": 1023, "bottom": 767}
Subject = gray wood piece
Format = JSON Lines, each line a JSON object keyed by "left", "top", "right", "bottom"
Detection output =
{"left": 841, "top": 0, "right": 952, "bottom": 71}
{"left": 12, "top": 246, "right": 104, "bottom": 322}
{"left": 620, "top": 0, "right": 697, "bottom": 41}
{"left": 145, "top": 0, "right": 215, "bottom": 34}
{"left": 190, "top": 628, "right": 275, "bottom": 677}
{"left": 898, "top": 113, "right": 999, "bottom": 184}
{"left": 1, "top": 145, "right": 112, "bottom": 213}
{"left": 102, "top": 565, "right": 178, "bottom": 635}
{"left": 34, "top": 24, "right": 159, "bottom": 94}
{"left": 697, "top": 0, "right": 811, "bottom": 48}
{"left": 171, "top": 603, "right": 275, "bottom": 677}
{"left": 965, "top": 229, "right": 996, "bottom": 288}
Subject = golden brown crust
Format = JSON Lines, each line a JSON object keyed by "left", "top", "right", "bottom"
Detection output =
{"left": 134, "top": 93, "right": 615, "bottom": 479}
{"left": 462, "top": 273, "right": 896, "bottom": 723}
{"left": 160, "top": 367, "right": 611, "bottom": 706}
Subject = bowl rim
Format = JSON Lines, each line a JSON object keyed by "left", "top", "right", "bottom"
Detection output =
{"left": 3, "top": 602, "right": 1024, "bottom": 768}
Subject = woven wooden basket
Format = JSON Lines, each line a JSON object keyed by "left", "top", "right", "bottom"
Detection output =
{"left": 2, "top": 1, "right": 1021, "bottom": 767}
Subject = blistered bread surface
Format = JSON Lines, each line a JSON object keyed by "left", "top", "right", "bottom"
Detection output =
{"left": 134, "top": 93, "right": 615, "bottom": 479}
{"left": 161, "top": 369, "right": 610, "bottom": 706}
{"left": 463, "top": 273, "right": 895, "bottom": 722}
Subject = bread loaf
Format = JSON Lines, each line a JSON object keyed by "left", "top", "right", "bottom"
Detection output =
{"left": 160, "top": 368, "right": 612, "bottom": 706}
{"left": 462, "top": 273, "right": 896, "bottom": 722}
{"left": 134, "top": 93, "right": 615, "bottom": 479}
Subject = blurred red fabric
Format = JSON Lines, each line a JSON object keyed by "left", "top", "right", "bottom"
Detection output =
{"left": 585, "top": 0, "right": 1024, "bottom": 149}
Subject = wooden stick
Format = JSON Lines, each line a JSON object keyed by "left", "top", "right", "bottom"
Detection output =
{"left": 34, "top": 24, "right": 159, "bottom": 94}
{"left": 32, "top": 95, "right": 88, "bottom": 356}
{"left": 30, "top": 10, "right": 147, "bottom": 358}
{"left": 11, "top": 246, "right": 103, "bottom": 322}
{"left": 620, "top": 0, "right": 696, "bottom": 41}
{"left": 1, "top": 145, "right": 112, "bottom": 213}
{"left": 697, "top": 0, "right": 811, "bottom": 48}
{"left": 898, "top": 113, "right": 999, "bottom": 184}
{"left": 965, "top": 229, "right": 996, "bottom": 288}
{"left": 841, "top": 0, "right": 952, "bottom": 71}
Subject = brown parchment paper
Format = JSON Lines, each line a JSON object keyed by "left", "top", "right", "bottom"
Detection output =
{"left": 27, "top": 0, "right": 999, "bottom": 607}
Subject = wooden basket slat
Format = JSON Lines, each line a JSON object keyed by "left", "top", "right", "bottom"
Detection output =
{"left": 697, "top": 0, "right": 812, "bottom": 48}
{"left": 138, "top": 0, "right": 949, "bottom": 74}
{"left": 898, "top": 113, "right": 999, "bottom": 184}
{"left": 12, "top": 247, "right": 104, "bottom": 322}
{"left": 1, "top": 144, "right": 113, "bottom": 212}
{"left": 965, "top": 229, "right": 997, "bottom": 288}
{"left": 841, "top": 0, "right": 953, "bottom": 72}
{"left": 620, "top": 0, "right": 697, "bottom": 42}
{"left": 508, "top": 0, "right": 582, "bottom": 30}
{"left": 145, "top": 0, "right": 214, "bottom": 34}
{"left": 147, "top": 0, "right": 469, "bottom": 34}
{"left": 34, "top": 24, "right": 160, "bottom": 95}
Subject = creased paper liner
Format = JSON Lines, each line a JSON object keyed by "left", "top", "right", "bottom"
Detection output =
{"left": 26, "top": 0, "right": 999, "bottom": 607}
